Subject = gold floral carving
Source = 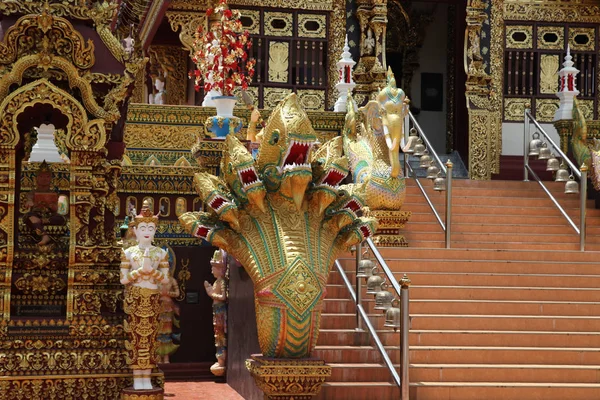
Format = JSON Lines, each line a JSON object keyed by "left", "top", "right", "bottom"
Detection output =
{"left": 503, "top": 0, "right": 600, "bottom": 24}
{"left": 539, "top": 54, "right": 559, "bottom": 94}
{"left": 149, "top": 45, "right": 188, "bottom": 105}
{"left": 263, "top": 88, "right": 293, "bottom": 109}
{"left": 568, "top": 27, "right": 595, "bottom": 52}
{"left": 0, "top": 12, "right": 95, "bottom": 70}
{"left": 0, "top": 0, "right": 116, "bottom": 25}
{"left": 239, "top": 9, "right": 260, "bottom": 34}
{"left": 505, "top": 25, "right": 533, "bottom": 49}
{"left": 537, "top": 26, "right": 564, "bottom": 50}
{"left": 14, "top": 273, "right": 66, "bottom": 295}
{"left": 125, "top": 125, "right": 198, "bottom": 150}
{"left": 297, "top": 89, "right": 326, "bottom": 111}
{"left": 166, "top": 11, "right": 207, "bottom": 53}
{"left": 503, "top": 97, "right": 530, "bottom": 122}
{"left": 298, "top": 14, "right": 327, "bottom": 39}
{"left": 230, "top": 0, "right": 333, "bottom": 10}
{"left": 328, "top": 0, "right": 346, "bottom": 108}
{"left": 469, "top": 109, "right": 501, "bottom": 180}
{"left": 264, "top": 12, "right": 294, "bottom": 37}
{"left": 268, "top": 42, "right": 290, "bottom": 83}
{"left": 246, "top": 355, "right": 331, "bottom": 399}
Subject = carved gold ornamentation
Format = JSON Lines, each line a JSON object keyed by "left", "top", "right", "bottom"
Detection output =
{"left": 465, "top": 0, "right": 503, "bottom": 179}
{"left": 166, "top": 11, "right": 207, "bottom": 53}
{"left": 503, "top": 97, "right": 530, "bottom": 122}
{"left": 263, "top": 88, "right": 293, "bottom": 109}
{"left": 365, "top": 210, "right": 411, "bottom": 247}
{"left": 232, "top": 0, "right": 333, "bottom": 10}
{"left": 297, "top": 90, "right": 326, "bottom": 111}
{"left": 233, "top": 86, "right": 259, "bottom": 107}
{"left": 505, "top": 25, "right": 533, "bottom": 49}
{"left": 268, "top": 42, "right": 290, "bottom": 83}
{"left": 504, "top": 0, "right": 600, "bottom": 24}
{"left": 535, "top": 99, "right": 559, "bottom": 122}
{"left": 264, "top": 12, "right": 294, "bottom": 37}
{"left": 327, "top": 0, "right": 346, "bottom": 108}
{"left": 240, "top": 9, "right": 260, "bottom": 34}
{"left": 298, "top": 14, "right": 327, "bottom": 39}
{"left": 568, "top": 27, "right": 595, "bottom": 52}
{"left": 14, "top": 273, "right": 66, "bottom": 295}
{"left": 125, "top": 125, "right": 198, "bottom": 150}
{"left": 539, "top": 54, "right": 559, "bottom": 94}
{"left": 246, "top": 355, "right": 331, "bottom": 400}
{"left": 537, "top": 26, "right": 564, "bottom": 50}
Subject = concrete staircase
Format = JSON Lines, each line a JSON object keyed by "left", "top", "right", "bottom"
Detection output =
{"left": 315, "top": 179, "right": 600, "bottom": 400}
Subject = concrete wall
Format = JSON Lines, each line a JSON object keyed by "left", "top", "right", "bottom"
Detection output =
{"left": 409, "top": 3, "right": 448, "bottom": 155}
{"left": 502, "top": 122, "right": 561, "bottom": 156}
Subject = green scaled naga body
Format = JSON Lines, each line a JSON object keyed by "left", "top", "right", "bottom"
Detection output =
{"left": 180, "top": 94, "right": 377, "bottom": 358}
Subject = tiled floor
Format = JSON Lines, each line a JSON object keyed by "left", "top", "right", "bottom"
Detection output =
{"left": 164, "top": 381, "right": 244, "bottom": 399}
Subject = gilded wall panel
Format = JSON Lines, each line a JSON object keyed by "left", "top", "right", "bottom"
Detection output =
{"left": 268, "top": 42, "right": 290, "bottom": 83}
{"left": 240, "top": 9, "right": 261, "bottom": 34}
{"left": 503, "top": 1, "right": 600, "bottom": 24}
{"left": 504, "top": 97, "right": 530, "bottom": 122}
{"left": 537, "top": 26, "right": 564, "bottom": 50}
{"left": 298, "top": 14, "right": 327, "bottom": 39}
{"left": 264, "top": 12, "right": 293, "bottom": 36}
{"left": 297, "top": 90, "right": 326, "bottom": 111}
{"left": 233, "top": 86, "right": 259, "bottom": 107}
{"left": 505, "top": 25, "right": 533, "bottom": 49}
{"left": 535, "top": 98, "right": 559, "bottom": 122}
{"left": 264, "top": 88, "right": 293, "bottom": 109}
{"left": 125, "top": 125, "right": 198, "bottom": 150}
{"left": 568, "top": 27, "right": 595, "bottom": 52}
{"left": 539, "top": 54, "right": 559, "bottom": 94}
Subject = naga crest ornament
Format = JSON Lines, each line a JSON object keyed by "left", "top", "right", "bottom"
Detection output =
{"left": 180, "top": 94, "right": 377, "bottom": 358}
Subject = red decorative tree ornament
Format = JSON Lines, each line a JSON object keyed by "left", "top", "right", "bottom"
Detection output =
{"left": 191, "top": 0, "right": 255, "bottom": 97}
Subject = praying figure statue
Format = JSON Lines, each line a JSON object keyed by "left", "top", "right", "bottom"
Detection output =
{"left": 120, "top": 200, "right": 170, "bottom": 391}
{"left": 205, "top": 249, "right": 228, "bottom": 376}
{"left": 362, "top": 28, "right": 375, "bottom": 56}
{"left": 23, "top": 161, "right": 67, "bottom": 246}
{"left": 149, "top": 75, "right": 166, "bottom": 105}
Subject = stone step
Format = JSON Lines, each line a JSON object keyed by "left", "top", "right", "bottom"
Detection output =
{"left": 404, "top": 203, "right": 600, "bottom": 217}
{"left": 405, "top": 221, "right": 600, "bottom": 234}
{"left": 404, "top": 193, "right": 592, "bottom": 208}
{"left": 408, "top": 382, "right": 600, "bottom": 400}
{"left": 315, "top": 382, "right": 398, "bottom": 400}
{"left": 410, "top": 346, "right": 600, "bottom": 365}
{"left": 410, "top": 364, "right": 600, "bottom": 383}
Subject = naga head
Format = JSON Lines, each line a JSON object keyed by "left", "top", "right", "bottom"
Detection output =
{"left": 221, "top": 134, "right": 267, "bottom": 212}
{"left": 257, "top": 94, "right": 317, "bottom": 209}
{"left": 192, "top": 173, "right": 240, "bottom": 231}
{"left": 310, "top": 136, "right": 349, "bottom": 215}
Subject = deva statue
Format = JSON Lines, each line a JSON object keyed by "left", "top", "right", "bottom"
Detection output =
{"left": 180, "top": 94, "right": 377, "bottom": 358}
{"left": 205, "top": 249, "right": 228, "bottom": 376}
{"left": 120, "top": 200, "right": 170, "bottom": 391}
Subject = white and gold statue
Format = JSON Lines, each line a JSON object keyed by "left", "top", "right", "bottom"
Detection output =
{"left": 120, "top": 200, "right": 170, "bottom": 391}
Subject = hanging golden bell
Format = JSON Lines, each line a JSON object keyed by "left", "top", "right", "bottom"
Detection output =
{"left": 427, "top": 162, "right": 440, "bottom": 179}
{"left": 374, "top": 283, "right": 394, "bottom": 311}
{"left": 528, "top": 132, "right": 542, "bottom": 156}
{"left": 384, "top": 299, "right": 401, "bottom": 331}
{"left": 366, "top": 268, "right": 384, "bottom": 295}
{"left": 433, "top": 174, "right": 446, "bottom": 191}
{"left": 538, "top": 143, "right": 551, "bottom": 160}
{"left": 555, "top": 166, "right": 569, "bottom": 182}
{"left": 357, "top": 258, "right": 375, "bottom": 279}
{"left": 546, "top": 157, "right": 559, "bottom": 171}
{"left": 565, "top": 175, "right": 579, "bottom": 194}
{"left": 413, "top": 139, "right": 425, "bottom": 156}
{"left": 419, "top": 150, "right": 432, "bottom": 168}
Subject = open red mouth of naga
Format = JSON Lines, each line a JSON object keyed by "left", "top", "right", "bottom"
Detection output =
{"left": 281, "top": 140, "right": 313, "bottom": 171}
{"left": 194, "top": 224, "right": 212, "bottom": 239}
{"left": 207, "top": 194, "right": 230, "bottom": 213}
{"left": 238, "top": 166, "right": 262, "bottom": 190}
{"left": 359, "top": 224, "right": 373, "bottom": 238}
{"left": 320, "top": 167, "right": 347, "bottom": 187}
{"left": 343, "top": 198, "right": 362, "bottom": 213}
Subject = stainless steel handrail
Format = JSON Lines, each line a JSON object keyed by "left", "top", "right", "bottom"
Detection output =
{"left": 523, "top": 108, "right": 587, "bottom": 251}
{"left": 405, "top": 111, "right": 454, "bottom": 248}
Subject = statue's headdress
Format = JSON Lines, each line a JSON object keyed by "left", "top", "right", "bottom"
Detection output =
{"left": 130, "top": 199, "right": 159, "bottom": 227}
{"left": 38, "top": 160, "right": 52, "bottom": 173}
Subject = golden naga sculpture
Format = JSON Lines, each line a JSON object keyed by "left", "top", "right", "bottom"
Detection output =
{"left": 343, "top": 67, "right": 410, "bottom": 210}
{"left": 570, "top": 98, "right": 600, "bottom": 189}
{"left": 120, "top": 200, "right": 170, "bottom": 392}
{"left": 180, "top": 94, "right": 377, "bottom": 358}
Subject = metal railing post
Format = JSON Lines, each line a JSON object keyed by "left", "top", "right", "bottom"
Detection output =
{"left": 400, "top": 274, "right": 411, "bottom": 400}
{"left": 445, "top": 161, "right": 453, "bottom": 249}
{"left": 580, "top": 165, "right": 588, "bottom": 251}
{"left": 524, "top": 107, "right": 530, "bottom": 181}
{"left": 355, "top": 241, "right": 363, "bottom": 331}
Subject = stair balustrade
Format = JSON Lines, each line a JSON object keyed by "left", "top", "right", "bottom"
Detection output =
{"left": 335, "top": 238, "right": 410, "bottom": 400}
{"left": 404, "top": 112, "right": 454, "bottom": 248}
{"left": 523, "top": 108, "right": 587, "bottom": 251}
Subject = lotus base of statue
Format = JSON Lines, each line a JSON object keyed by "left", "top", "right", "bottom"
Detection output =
{"left": 121, "top": 387, "right": 164, "bottom": 400}
{"left": 245, "top": 355, "right": 331, "bottom": 400}
{"left": 366, "top": 209, "right": 411, "bottom": 247}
